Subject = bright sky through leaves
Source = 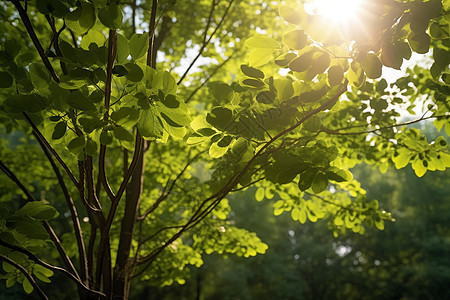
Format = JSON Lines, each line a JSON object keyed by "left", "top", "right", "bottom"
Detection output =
{"left": 308, "top": 0, "right": 364, "bottom": 24}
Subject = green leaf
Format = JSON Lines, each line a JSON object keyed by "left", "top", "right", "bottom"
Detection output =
{"left": 298, "top": 169, "right": 317, "bottom": 191}
{"left": 348, "top": 61, "right": 365, "bottom": 87}
{"left": 206, "top": 107, "right": 234, "bottom": 130}
{"left": 326, "top": 167, "right": 348, "bottom": 182}
{"left": 22, "top": 278, "right": 33, "bottom": 294}
{"left": 275, "top": 52, "right": 297, "bottom": 67}
{"left": 65, "top": 2, "right": 95, "bottom": 34}
{"left": 15, "top": 202, "right": 59, "bottom": 220}
{"left": 80, "top": 30, "right": 106, "bottom": 50}
{"left": 129, "top": 34, "right": 149, "bottom": 60}
{"left": 282, "top": 29, "right": 308, "bottom": 50}
{"left": 100, "top": 130, "right": 113, "bottom": 145}
{"left": 113, "top": 127, "right": 134, "bottom": 142}
{"left": 209, "top": 141, "right": 229, "bottom": 158}
{"left": 408, "top": 32, "right": 430, "bottom": 54}
{"left": 279, "top": 5, "right": 304, "bottom": 25}
{"left": 381, "top": 42, "right": 403, "bottom": 69}
{"left": 112, "top": 65, "right": 128, "bottom": 77}
{"left": 98, "top": 4, "right": 123, "bottom": 29}
{"left": 240, "top": 65, "right": 264, "bottom": 79}
{"left": 245, "top": 36, "right": 280, "bottom": 49}
{"left": 138, "top": 108, "right": 163, "bottom": 139}
{"left": 111, "top": 107, "right": 140, "bottom": 127}
{"left": 67, "top": 136, "right": 85, "bottom": 154}
{"left": 363, "top": 52, "right": 382, "bottom": 79}
{"left": 289, "top": 51, "right": 314, "bottom": 73}
{"left": 208, "top": 82, "right": 234, "bottom": 103}
{"left": 255, "top": 187, "right": 265, "bottom": 201}
{"left": 0, "top": 71, "right": 13, "bottom": 88}
{"left": 52, "top": 122, "right": 66, "bottom": 140}
{"left": 124, "top": 63, "right": 144, "bottom": 82}
{"left": 29, "top": 63, "right": 51, "bottom": 91}
{"left": 115, "top": 33, "right": 129, "bottom": 63}
{"left": 274, "top": 78, "right": 294, "bottom": 102}
{"left": 248, "top": 48, "right": 275, "bottom": 67}
{"left": 67, "top": 91, "right": 96, "bottom": 111}
{"left": 85, "top": 138, "right": 97, "bottom": 156}
{"left": 4, "top": 94, "right": 47, "bottom": 113}
{"left": 328, "top": 65, "right": 344, "bottom": 86}
{"left": 311, "top": 171, "right": 328, "bottom": 193}
{"left": 256, "top": 90, "right": 276, "bottom": 104}
{"left": 242, "top": 78, "right": 264, "bottom": 88}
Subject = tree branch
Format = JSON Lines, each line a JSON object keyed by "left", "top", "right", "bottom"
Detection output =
{"left": 23, "top": 113, "right": 79, "bottom": 187}
{"left": 0, "top": 254, "right": 49, "bottom": 300}
{"left": 185, "top": 52, "right": 235, "bottom": 103}
{"left": 0, "top": 240, "right": 106, "bottom": 299}
{"left": 138, "top": 150, "right": 205, "bottom": 221}
{"left": 177, "top": 0, "right": 235, "bottom": 85}
{"left": 0, "top": 160, "right": 80, "bottom": 280}
{"left": 10, "top": 0, "right": 59, "bottom": 82}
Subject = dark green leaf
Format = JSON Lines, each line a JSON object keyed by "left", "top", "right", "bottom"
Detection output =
{"left": 52, "top": 122, "right": 66, "bottom": 140}
{"left": 124, "top": 63, "right": 144, "bottom": 82}
{"left": 0, "top": 71, "right": 13, "bottom": 88}
{"left": 100, "top": 130, "right": 113, "bottom": 145}
{"left": 363, "top": 52, "right": 382, "bottom": 79}
{"left": 242, "top": 78, "right": 264, "bottom": 88}
{"left": 112, "top": 65, "right": 128, "bottom": 77}
{"left": 328, "top": 65, "right": 344, "bottom": 86}
{"left": 113, "top": 127, "right": 134, "bottom": 142}
{"left": 98, "top": 4, "right": 123, "bottom": 29}
{"left": 240, "top": 65, "right": 265, "bottom": 79}
{"left": 67, "top": 91, "right": 96, "bottom": 111}
{"left": 311, "top": 171, "right": 328, "bottom": 193}
{"left": 256, "top": 90, "right": 276, "bottom": 104}
{"left": 29, "top": 63, "right": 51, "bottom": 90}
{"left": 408, "top": 32, "right": 430, "bottom": 54}
{"left": 298, "top": 168, "right": 317, "bottom": 191}
{"left": 206, "top": 107, "right": 234, "bottom": 130}
{"left": 15, "top": 202, "right": 59, "bottom": 220}
{"left": 4, "top": 94, "right": 48, "bottom": 113}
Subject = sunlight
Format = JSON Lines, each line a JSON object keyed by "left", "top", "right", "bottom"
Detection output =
{"left": 309, "top": 0, "right": 365, "bottom": 24}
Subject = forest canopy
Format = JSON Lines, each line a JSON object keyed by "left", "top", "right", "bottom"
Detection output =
{"left": 0, "top": 0, "right": 449, "bottom": 299}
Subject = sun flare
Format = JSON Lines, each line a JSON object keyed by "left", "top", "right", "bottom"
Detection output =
{"left": 309, "top": 0, "right": 365, "bottom": 24}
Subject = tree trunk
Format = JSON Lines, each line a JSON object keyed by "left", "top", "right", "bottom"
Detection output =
{"left": 112, "top": 141, "right": 146, "bottom": 299}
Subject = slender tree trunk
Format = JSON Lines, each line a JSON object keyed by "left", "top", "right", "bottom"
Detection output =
{"left": 112, "top": 141, "right": 146, "bottom": 299}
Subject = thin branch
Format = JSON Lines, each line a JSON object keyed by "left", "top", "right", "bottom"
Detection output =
{"left": 23, "top": 113, "right": 79, "bottom": 187}
{"left": 45, "top": 15, "right": 67, "bottom": 75}
{"left": 321, "top": 114, "right": 448, "bottom": 136}
{"left": 203, "top": 0, "right": 217, "bottom": 44}
{"left": 0, "top": 254, "right": 49, "bottom": 300}
{"left": 11, "top": 0, "right": 59, "bottom": 82}
{"left": 138, "top": 150, "right": 205, "bottom": 221}
{"left": 30, "top": 130, "right": 86, "bottom": 281}
{"left": 177, "top": 0, "right": 235, "bottom": 85}
{"left": 0, "top": 240, "right": 106, "bottom": 299}
{"left": 185, "top": 52, "right": 235, "bottom": 103}
{"left": 0, "top": 161, "right": 80, "bottom": 279}
{"left": 147, "top": 0, "right": 159, "bottom": 67}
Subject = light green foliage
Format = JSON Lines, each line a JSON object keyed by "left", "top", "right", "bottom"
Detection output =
{"left": 0, "top": 0, "right": 449, "bottom": 298}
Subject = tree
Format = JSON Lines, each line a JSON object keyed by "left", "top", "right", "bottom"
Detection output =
{"left": 0, "top": 0, "right": 449, "bottom": 299}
